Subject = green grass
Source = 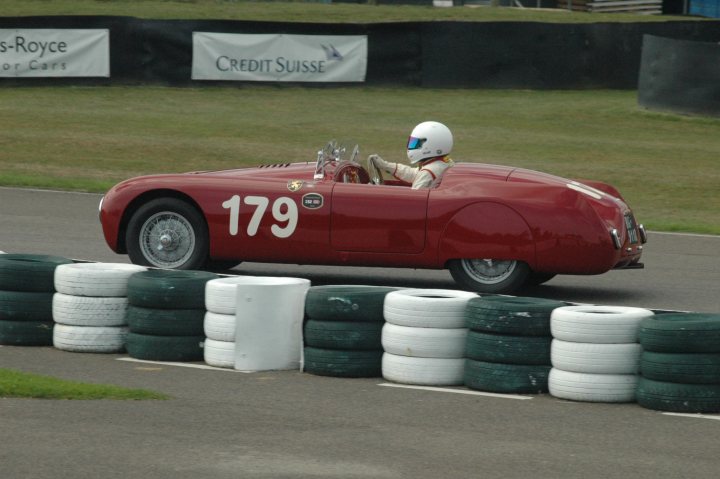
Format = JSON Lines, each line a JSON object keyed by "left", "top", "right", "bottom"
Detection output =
{"left": 0, "top": 368, "right": 169, "bottom": 399}
{"left": 1, "top": 86, "right": 719, "bottom": 234}
{"left": 1, "top": 0, "right": 697, "bottom": 23}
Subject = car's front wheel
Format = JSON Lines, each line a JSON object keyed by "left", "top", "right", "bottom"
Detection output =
{"left": 126, "top": 198, "right": 209, "bottom": 270}
{"left": 448, "top": 259, "right": 530, "bottom": 294}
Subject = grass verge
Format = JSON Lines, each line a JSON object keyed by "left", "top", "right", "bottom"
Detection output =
{"left": 0, "top": 86, "right": 718, "bottom": 234}
{"left": 0, "top": 367, "right": 169, "bottom": 400}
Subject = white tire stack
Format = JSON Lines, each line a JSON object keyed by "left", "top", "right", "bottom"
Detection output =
{"left": 381, "top": 289, "right": 477, "bottom": 386}
{"left": 203, "top": 277, "right": 246, "bottom": 368}
{"left": 52, "top": 263, "right": 146, "bottom": 353}
{"left": 549, "top": 305, "right": 654, "bottom": 403}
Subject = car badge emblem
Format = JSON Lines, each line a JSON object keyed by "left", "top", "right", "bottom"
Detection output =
{"left": 301, "top": 193, "right": 324, "bottom": 210}
{"left": 287, "top": 180, "right": 304, "bottom": 192}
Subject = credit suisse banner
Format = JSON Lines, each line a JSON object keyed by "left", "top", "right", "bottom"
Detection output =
{"left": 192, "top": 32, "right": 367, "bottom": 82}
{"left": 0, "top": 29, "right": 110, "bottom": 78}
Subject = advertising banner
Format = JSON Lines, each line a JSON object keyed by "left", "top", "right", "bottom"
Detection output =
{"left": 0, "top": 29, "right": 110, "bottom": 77}
{"left": 192, "top": 32, "right": 367, "bottom": 82}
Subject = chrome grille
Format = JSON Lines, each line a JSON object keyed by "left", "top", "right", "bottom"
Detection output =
{"left": 625, "top": 213, "right": 638, "bottom": 244}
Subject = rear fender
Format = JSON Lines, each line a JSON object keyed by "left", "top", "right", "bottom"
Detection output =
{"left": 438, "top": 202, "right": 536, "bottom": 268}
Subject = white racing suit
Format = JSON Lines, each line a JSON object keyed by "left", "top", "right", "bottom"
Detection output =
{"left": 369, "top": 154, "right": 454, "bottom": 189}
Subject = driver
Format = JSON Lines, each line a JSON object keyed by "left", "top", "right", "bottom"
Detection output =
{"left": 368, "top": 121, "right": 454, "bottom": 189}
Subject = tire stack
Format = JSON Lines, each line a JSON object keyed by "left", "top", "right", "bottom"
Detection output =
{"left": 203, "top": 277, "right": 250, "bottom": 368}
{"left": 0, "top": 254, "right": 73, "bottom": 346}
{"left": 549, "top": 305, "right": 654, "bottom": 403}
{"left": 126, "top": 269, "right": 218, "bottom": 362}
{"left": 53, "top": 263, "right": 147, "bottom": 353}
{"left": 381, "top": 289, "right": 477, "bottom": 386}
{"left": 637, "top": 313, "right": 720, "bottom": 413}
{"left": 303, "top": 285, "right": 398, "bottom": 378}
{"left": 464, "top": 296, "right": 567, "bottom": 394}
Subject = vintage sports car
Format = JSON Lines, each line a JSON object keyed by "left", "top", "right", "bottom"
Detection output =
{"left": 99, "top": 141, "right": 646, "bottom": 294}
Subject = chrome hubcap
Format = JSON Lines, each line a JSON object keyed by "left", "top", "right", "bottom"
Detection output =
{"left": 461, "top": 259, "right": 517, "bottom": 285}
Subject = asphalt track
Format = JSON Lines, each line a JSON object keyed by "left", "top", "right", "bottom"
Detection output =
{"left": 1, "top": 187, "right": 719, "bottom": 479}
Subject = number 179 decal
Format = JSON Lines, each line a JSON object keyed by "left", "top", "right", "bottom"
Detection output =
{"left": 221, "top": 195, "right": 298, "bottom": 238}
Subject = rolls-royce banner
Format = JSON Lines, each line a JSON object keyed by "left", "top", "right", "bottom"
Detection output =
{"left": 192, "top": 32, "right": 367, "bottom": 82}
{"left": 0, "top": 29, "right": 110, "bottom": 77}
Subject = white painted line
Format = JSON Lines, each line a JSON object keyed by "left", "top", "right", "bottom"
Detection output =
{"left": 378, "top": 382, "right": 532, "bottom": 400}
{"left": 662, "top": 412, "right": 720, "bottom": 421}
{"left": 117, "top": 357, "right": 251, "bottom": 373}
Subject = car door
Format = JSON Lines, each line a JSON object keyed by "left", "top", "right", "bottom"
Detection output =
{"left": 330, "top": 183, "right": 429, "bottom": 254}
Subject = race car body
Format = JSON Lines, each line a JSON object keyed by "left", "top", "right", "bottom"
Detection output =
{"left": 99, "top": 142, "right": 646, "bottom": 293}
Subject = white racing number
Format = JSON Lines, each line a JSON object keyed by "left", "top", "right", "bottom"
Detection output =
{"left": 221, "top": 195, "right": 298, "bottom": 238}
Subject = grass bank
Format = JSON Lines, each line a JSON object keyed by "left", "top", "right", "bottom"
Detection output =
{"left": 0, "top": 368, "right": 168, "bottom": 399}
{"left": 0, "top": 86, "right": 718, "bottom": 234}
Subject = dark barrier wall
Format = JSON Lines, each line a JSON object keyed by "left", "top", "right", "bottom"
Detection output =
{"left": 1, "top": 16, "right": 719, "bottom": 89}
{"left": 638, "top": 35, "right": 720, "bottom": 116}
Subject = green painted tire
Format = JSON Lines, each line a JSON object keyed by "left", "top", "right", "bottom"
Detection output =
{"left": 0, "top": 254, "right": 73, "bottom": 292}
{"left": 303, "top": 320, "right": 383, "bottom": 350}
{"left": 303, "top": 347, "right": 383, "bottom": 378}
{"left": 0, "top": 320, "right": 54, "bottom": 346}
{"left": 127, "top": 269, "right": 218, "bottom": 309}
{"left": 126, "top": 306, "right": 206, "bottom": 336}
{"left": 639, "top": 313, "right": 720, "bottom": 353}
{"left": 636, "top": 377, "right": 720, "bottom": 413}
{"left": 466, "top": 330, "right": 551, "bottom": 365}
{"left": 126, "top": 332, "right": 204, "bottom": 362}
{"left": 465, "top": 360, "right": 550, "bottom": 394}
{"left": 640, "top": 351, "right": 720, "bottom": 384}
{"left": 465, "top": 296, "right": 566, "bottom": 336}
{"left": 304, "top": 285, "right": 399, "bottom": 322}
{"left": 0, "top": 290, "right": 54, "bottom": 321}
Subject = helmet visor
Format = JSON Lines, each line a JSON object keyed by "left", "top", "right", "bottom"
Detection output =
{"left": 407, "top": 136, "right": 426, "bottom": 150}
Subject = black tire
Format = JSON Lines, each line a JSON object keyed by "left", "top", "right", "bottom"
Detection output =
{"left": 465, "top": 296, "right": 567, "bottom": 336}
{"left": 0, "top": 290, "right": 54, "bottom": 321}
{"left": 0, "top": 320, "right": 54, "bottom": 346}
{"left": 640, "top": 351, "right": 720, "bottom": 384}
{"left": 127, "top": 269, "right": 218, "bottom": 309}
{"left": 303, "top": 347, "right": 383, "bottom": 378}
{"left": 524, "top": 272, "right": 557, "bottom": 287}
{"left": 448, "top": 259, "right": 530, "bottom": 295}
{"left": 465, "top": 360, "right": 551, "bottom": 394}
{"left": 206, "top": 260, "right": 242, "bottom": 272}
{"left": 126, "top": 306, "right": 206, "bottom": 336}
{"left": 303, "top": 320, "right": 383, "bottom": 350}
{"left": 639, "top": 313, "right": 720, "bottom": 353}
{"left": 126, "top": 332, "right": 204, "bottom": 362}
{"left": 466, "top": 330, "right": 551, "bottom": 365}
{"left": 0, "top": 254, "right": 73, "bottom": 292}
{"left": 636, "top": 377, "right": 720, "bottom": 413}
{"left": 126, "top": 197, "right": 209, "bottom": 270}
{"left": 305, "top": 285, "right": 399, "bottom": 322}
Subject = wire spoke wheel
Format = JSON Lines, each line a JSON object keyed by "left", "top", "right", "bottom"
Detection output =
{"left": 139, "top": 212, "right": 196, "bottom": 268}
{"left": 461, "top": 259, "right": 517, "bottom": 285}
{"left": 448, "top": 258, "right": 529, "bottom": 294}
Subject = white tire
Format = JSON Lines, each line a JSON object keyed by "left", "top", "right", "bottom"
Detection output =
{"left": 551, "top": 339, "right": 642, "bottom": 374}
{"left": 381, "top": 323, "right": 467, "bottom": 359}
{"left": 383, "top": 289, "right": 478, "bottom": 328}
{"left": 204, "top": 338, "right": 235, "bottom": 368}
{"left": 548, "top": 368, "right": 638, "bottom": 403}
{"left": 52, "top": 293, "right": 129, "bottom": 327}
{"left": 550, "top": 305, "right": 654, "bottom": 343}
{"left": 204, "top": 311, "right": 236, "bottom": 342}
{"left": 53, "top": 324, "right": 128, "bottom": 353}
{"left": 54, "top": 263, "right": 146, "bottom": 297}
{"left": 382, "top": 353, "right": 465, "bottom": 386}
{"left": 205, "top": 276, "right": 261, "bottom": 314}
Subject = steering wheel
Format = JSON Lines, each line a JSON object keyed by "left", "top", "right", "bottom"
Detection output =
{"left": 333, "top": 163, "right": 370, "bottom": 184}
{"left": 367, "top": 156, "right": 384, "bottom": 185}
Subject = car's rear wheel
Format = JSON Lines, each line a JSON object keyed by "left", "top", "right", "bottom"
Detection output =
{"left": 448, "top": 259, "right": 530, "bottom": 294}
{"left": 126, "top": 198, "right": 209, "bottom": 270}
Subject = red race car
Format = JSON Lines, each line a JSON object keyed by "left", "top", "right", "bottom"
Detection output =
{"left": 99, "top": 141, "right": 646, "bottom": 294}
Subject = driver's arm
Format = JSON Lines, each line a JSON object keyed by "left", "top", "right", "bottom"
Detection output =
{"left": 369, "top": 154, "right": 418, "bottom": 184}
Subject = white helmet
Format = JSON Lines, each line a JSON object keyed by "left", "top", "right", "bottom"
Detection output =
{"left": 406, "top": 121, "right": 453, "bottom": 165}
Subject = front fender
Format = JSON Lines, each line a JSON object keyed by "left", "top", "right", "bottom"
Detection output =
{"left": 438, "top": 202, "right": 536, "bottom": 268}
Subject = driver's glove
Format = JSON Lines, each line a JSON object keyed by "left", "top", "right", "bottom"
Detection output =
{"left": 368, "top": 154, "right": 395, "bottom": 174}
